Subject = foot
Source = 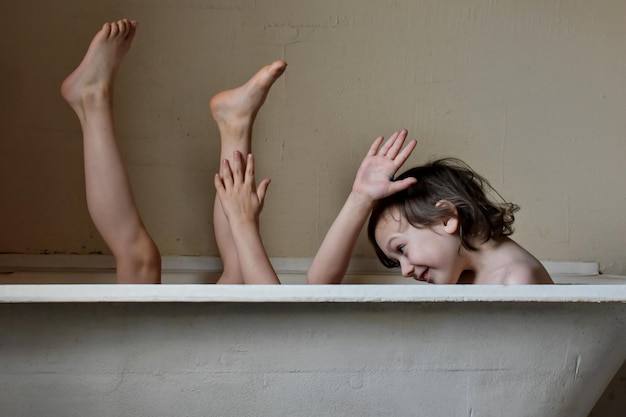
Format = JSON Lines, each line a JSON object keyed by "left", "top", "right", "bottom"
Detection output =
{"left": 210, "top": 60, "right": 287, "bottom": 137}
{"left": 61, "top": 19, "right": 137, "bottom": 119}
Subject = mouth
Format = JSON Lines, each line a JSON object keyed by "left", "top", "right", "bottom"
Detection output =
{"left": 416, "top": 268, "right": 431, "bottom": 283}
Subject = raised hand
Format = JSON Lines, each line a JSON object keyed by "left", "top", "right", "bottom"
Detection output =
{"left": 352, "top": 129, "right": 417, "bottom": 201}
{"left": 214, "top": 151, "right": 270, "bottom": 225}
{"left": 307, "top": 130, "right": 417, "bottom": 284}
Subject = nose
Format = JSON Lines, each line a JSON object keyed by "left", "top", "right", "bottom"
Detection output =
{"left": 400, "top": 259, "right": 414, "bottom": 278}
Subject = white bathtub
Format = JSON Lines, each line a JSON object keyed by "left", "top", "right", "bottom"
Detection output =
{"left": 0, "top": 255, "right": 625, "bottom": 417}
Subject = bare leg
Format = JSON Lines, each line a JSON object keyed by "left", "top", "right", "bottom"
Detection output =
{"left": 61, "top": 20, "right": 161, "bottom": 284}
{"left": 210, "top": 61, "right": 287, "bottom": 284}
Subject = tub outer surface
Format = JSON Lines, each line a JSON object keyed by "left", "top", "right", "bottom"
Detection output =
{"left": 0, "top": 287, "right": 624, "bottom": 417}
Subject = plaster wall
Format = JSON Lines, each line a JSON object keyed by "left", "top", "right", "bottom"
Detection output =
{"left": 1, "top": 0, "right": 625, "bottom": 273}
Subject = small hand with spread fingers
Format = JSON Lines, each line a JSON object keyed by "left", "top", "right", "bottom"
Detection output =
{"left": 214, "top": 151, "right": 270, "bottom": 226}
{"left": 352, "top": 129, "right": 417, "bottom": 201}
{"left": 214, "top": 151, "right": 279, "bottom": 284}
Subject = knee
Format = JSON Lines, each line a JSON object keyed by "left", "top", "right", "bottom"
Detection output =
{"left": 115, "top": 234, "right": 161, "bottom": 284}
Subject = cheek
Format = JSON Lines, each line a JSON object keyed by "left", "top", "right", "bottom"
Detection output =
{"left": 442, "top": 234, "right": 462, "bottom": 256}
{"left": 416, "top": 234, "right": 458, "bottom": 264}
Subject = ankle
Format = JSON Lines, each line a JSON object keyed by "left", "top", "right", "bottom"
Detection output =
{"left": 216, "top": 120, "right": 253, "bottom": 141}
{"left": 79, "top": 86, "right": 113, "bottom": 108}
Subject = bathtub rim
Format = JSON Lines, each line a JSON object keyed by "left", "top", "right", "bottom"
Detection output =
{"left": 1, "top": 283, "right": 626, "bottom": 303}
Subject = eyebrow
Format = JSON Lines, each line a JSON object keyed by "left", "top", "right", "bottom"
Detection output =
{"left": 382, "top": 236, "right": 394, "bottom": 251}
{"left": 383, "top": 237, "right": 400, "bottom": 259}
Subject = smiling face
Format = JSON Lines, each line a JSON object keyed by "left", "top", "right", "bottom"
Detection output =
{"left": 373, "top": 207, "right": 466, "bottom": 284}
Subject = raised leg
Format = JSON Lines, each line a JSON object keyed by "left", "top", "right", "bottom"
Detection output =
{"left": 61, "top": 19, "right": 161, "bottom": 284}
{"left": 210, "top": 61, "right": 287, "bottom": 284}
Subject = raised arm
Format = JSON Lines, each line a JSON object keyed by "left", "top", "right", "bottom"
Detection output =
{"left": 307, "top": 130, "right": 417, "bottom": 284}
{"left": 214, "top": 151, "right": 280, "bottom": 284}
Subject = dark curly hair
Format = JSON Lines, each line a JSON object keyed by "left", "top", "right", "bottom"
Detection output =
{"left": 367, "top": 158, "right": 519, "bottom": 268}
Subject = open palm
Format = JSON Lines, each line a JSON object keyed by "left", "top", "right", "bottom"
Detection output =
{"left": 353, "top": 130, "right": 417, "bottom": 200}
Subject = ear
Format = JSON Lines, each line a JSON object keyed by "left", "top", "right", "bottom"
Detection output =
{"left": 435, "top": 199, "right": 459, "bottom": 234}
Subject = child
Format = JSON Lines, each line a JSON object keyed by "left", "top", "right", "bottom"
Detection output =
{"left": 367, "top": 158, "right": 553, "bottom": 284}
{"left": 308, "top": 131, "right": 553, "bottom": 284}
{"left": 61, "top": 19, "right": 285, "bottom": 284}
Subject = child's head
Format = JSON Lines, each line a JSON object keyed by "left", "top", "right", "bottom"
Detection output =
{"left": 367, "top": 158, "right": 519, "bottom": 272}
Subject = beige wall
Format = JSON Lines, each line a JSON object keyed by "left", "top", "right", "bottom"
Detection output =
{"left": 1, "top": 0, "right": 625, "bottom": 274}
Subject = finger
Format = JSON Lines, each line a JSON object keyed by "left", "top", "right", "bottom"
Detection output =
{"left": 244, "top": 153, "right": 256, "bottom": 187}
{"left": 366, "top": 136, "right": 385, "bottom": 157}
{"left": 378, "top": 130, "right": 401, "bottom": 156}
{"left": 214, "top": 173, "right": 225, "bottom": 195}
{"left": 221, "top": 159, "right": 234, "bottom": 187}
{"left": 231, "top": 151, "right": 245, "bottom": 182}
{"left": 257, "top": 178, "right": 271, "bottom": 205}
{"left": 394, "top": 139, "right": 417, "bottom": 166}
{"left": 388, "top": 177, "right": 418, "bottom": 194}
{"left": 387, "top": 129, "right": 408, "bottom": 159}
{"left": 222, "top": 158, "right": 232, "bottom": 173}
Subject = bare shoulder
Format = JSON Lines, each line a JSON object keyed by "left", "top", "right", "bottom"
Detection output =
{"left": 504, "top": 259, "right": 553, "bottom": 284}
{"left": 491, "top": 238, "right": 554, "bottom": 284}
{"left": 477, "top": 238, "right": 554, "bottom": 284}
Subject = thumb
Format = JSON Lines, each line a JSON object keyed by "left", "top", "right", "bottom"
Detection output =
{"left": 257, "top": 178, "right": 271, "bottom": 204}
{"left": 388, "top": 177, "right": 417, "bottom": 194}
